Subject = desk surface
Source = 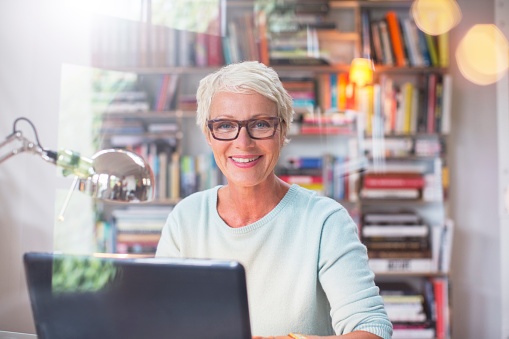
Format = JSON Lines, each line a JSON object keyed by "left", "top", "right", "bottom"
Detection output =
{"left": 0, "top": 331, "right": 37, "bottom": 339}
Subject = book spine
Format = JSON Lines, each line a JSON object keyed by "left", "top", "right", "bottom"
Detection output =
{"left": 363, "top": 175, "right": 425, "bottom": 189}
{"left": 368, "top": 258, "right": 433, "bottom": 272}
{"left": 385, "top": 11, "right": 407, "bottom": 67}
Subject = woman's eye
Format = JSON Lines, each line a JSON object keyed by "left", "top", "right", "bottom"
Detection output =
{"left": 252, "top": 120, "right": 270, "bottom": 128}
{"left": 217, "top": 122, "right": 235, "bottom": 130}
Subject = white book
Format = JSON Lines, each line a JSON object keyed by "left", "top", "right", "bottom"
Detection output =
{"left": 369, "top": 258, "right": 434, "bottom": 272}
{"left": 361, "top": 188, "right": 420, "bottom": 199}
{"left": 440, "top": 218, "right": 455, "bottom": 273}
{"left": 364, "top": 213, "right": 420, "bottom": 224}
{"left": 441, "top": 74, "right": 453, "bottom": 134}
{"left": 392, "top": 328, "right": 435, "bottom": 339}
{"left": 362, "top": 225, "right": 428, "bottom": 237}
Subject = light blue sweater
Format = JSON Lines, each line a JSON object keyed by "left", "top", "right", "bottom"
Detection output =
{"left": 156, "top": 184, "right": 393, "bottom": 338}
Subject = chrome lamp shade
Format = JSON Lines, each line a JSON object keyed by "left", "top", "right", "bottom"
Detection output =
{"left": 81, "top": 149, "right": 155, "bottom": 203}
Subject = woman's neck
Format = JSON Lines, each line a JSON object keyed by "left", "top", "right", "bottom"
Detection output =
{"left": 217, "top": 176, "right": 290, "bottom": 228}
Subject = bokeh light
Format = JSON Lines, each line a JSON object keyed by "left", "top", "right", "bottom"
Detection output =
{"left": 456, "top": 24, "right": 509, "bottom": 85}
{"left": 411, "top": 0, "right": 462, "bottom": 36}
{"left": 349, "top": 58, "right": 374, "bottom": 87}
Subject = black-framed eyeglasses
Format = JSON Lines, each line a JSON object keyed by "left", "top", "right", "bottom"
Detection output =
{"left": 207, "top": 117, "right": 281, "bottom": 141}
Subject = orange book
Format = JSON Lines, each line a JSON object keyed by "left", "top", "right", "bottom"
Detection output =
{"left": 337, "top": 73, "right": 348, "bottom": 111}
{"left": 385, "top": 11, "right": 407, "bottom": 67}
{"left": 319, "top": 73, "right": 331, "bottom": 112}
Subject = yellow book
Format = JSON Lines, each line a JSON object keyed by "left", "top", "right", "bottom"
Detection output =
{"left": 403, "top": 82, "right": 414, "bottom": 134}
{"left": 438, "top": 32, "right": 449, "bottom": 67}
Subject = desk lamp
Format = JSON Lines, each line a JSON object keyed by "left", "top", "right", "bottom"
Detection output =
{"left": 0, "top": 117, "right": 154, "bottom": 216}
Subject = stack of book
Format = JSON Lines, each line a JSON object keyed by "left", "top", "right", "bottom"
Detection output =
{"left": 281, "top": 77, "right": 317, "bottom": 114}
{"left": 278, "top": 156, "right": 325, "bottom": 194}
{"left": 297, "top": 111, "right": 356, "bottom": 135}
{"left": 378, "top": 282, "right": 435, "bottom": 339}
{"left": 277, "top": 154, "right": 360, "bottom": 201}
{"left": 263, "top": 0, "right": 332, "bottom": 66}
{"left": 112, "top": 207, "right": 173, "bottom": 255}
{"left": 362, "top": 212, "right": 433, "bottom": 272}
{"left": 360, "top": 171, "right": 425, "bottom": 200}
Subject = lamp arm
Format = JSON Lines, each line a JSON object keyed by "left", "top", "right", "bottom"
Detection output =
{"left": 0, "top": 131, "right": 48, "bottom": 164}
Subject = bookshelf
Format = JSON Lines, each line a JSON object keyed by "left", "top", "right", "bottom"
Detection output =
{"left": 90, "top": 1, "right": 453, "bottom": 338}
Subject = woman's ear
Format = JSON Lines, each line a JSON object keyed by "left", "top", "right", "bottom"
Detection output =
{"left": 205, "top": 130, "right": 213, "bottom": 145}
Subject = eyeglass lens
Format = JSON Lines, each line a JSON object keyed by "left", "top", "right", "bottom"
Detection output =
{"left": 208, "top": 117, "right": 279, "bottom": 140}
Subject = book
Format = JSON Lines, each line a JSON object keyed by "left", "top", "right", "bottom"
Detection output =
{"left": 360, "top": 188, "right": 420, "bottom": 199}
{"left": 362, "top": 224, "right": 429, "bottom": 237}
{"left": 401, "top": 17, "right": 424, "bottom": 67}
{"left": 364, "top": 237, "right": 429, "bottom": 251}
{"left": 385, "top": 11, "right": 407, "bottom": 67}
{"left": 279, "top": 175, "right": 323, "bottom": 185}
{"left": 378, "top": 20, "right": 394, "bottom": 66}
{"left": 370, "top": 20, "right": 384, "bottom": 64}
{"left": 284, "top": 156, "right": 322, "bottom": 169}
{"left": 363, "top": 173, "right": 425, "bottom": 189}
{"left": 368, "top": 249, "right": 432, "bottom": 259}
{"left": 440, "top": 74, "right": 452, "bottom": 134}
{"left": 364, "top": 212, "right": 421, "bottom": 224}
{"left": 368, "top": 258, "right": 434, "bottom": 272}
{"left": 392, "top": 328, "right": 434, "bottom": 339}
{"left": 439, "top": 219, "right": 454, "bottom": 272}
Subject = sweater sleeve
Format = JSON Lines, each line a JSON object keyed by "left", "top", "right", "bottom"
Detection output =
{"left": 318, "top": 207, "right": 393, "bottom": 339}
{"left": 155, "top": 212, "right": 182, "bottom": 258}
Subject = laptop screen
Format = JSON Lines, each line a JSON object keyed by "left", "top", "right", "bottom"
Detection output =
{"left": 23, "top": 252, "right": 252, "bottom": 339}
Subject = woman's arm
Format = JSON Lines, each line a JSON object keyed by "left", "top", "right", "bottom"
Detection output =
{"left": 253, "top": 330, "right": 383, "bottom": 339}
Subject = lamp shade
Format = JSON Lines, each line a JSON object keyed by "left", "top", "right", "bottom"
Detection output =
{"left": 79, "top": 149, "right": 155, "bottom": 203}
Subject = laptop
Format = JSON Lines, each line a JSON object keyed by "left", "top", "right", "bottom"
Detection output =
{"left": 23, "top": 252, "right": 252, "bottom": 339}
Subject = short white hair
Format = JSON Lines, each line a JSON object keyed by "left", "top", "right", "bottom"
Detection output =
{"left": 196, "top": 61, "right": 294, "bottom": 144}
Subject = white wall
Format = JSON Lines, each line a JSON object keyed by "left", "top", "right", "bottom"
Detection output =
{"left": 0, "top": 0, "right": 90, "bottom": 333}
{"left": 449, "top": 0, "right": 502, "bottom": 338}
{"left": 0, "top": 0, "right": 505, "bottom": 337}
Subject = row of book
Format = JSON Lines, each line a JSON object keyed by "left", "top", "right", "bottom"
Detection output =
{"left": 363, "top": 211, "right": 454, "bottom": 273}
{"left": 294, "top": 111, "right": 357, "bottom": 135}
{"left": 277, "top": 153, "right": 363, "bottom": 202}
{"left": 363, "top": 135, "right": 444, "bottom": 158}
{"left": 359, "top": 72, "right": 452, "bottom": 136}
{"left": 361, "top": 9, "right": 449, "bottom": 68}
{"left": 91, "top": 15, "right": 224, "bottom": 69}
{"left": 378, "top": 280, "right": 450, "bottom": 338}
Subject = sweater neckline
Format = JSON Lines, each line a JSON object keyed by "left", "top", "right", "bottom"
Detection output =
{"left": 211, "top": 184, "right": 299, "bottom": 234}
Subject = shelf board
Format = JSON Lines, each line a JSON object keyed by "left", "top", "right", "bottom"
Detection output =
{"left": 102, "top": 110, "right": 196, "bottom": 119}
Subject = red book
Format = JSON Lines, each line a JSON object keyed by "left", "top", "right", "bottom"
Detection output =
{"left": 433, "top": 278, "right": 446, "bottom": 339}
{"left": 427, "top": 73, "right": 438, "bottom": 133}
{"left": 257, "top": 11, "right": 269, "bottom": 65}
{"left": 363, "top": 173, "right": 425, "bottom": 189}
{"left": 385, "top": 11, "right": 407, "bottom": 67}
{"left": 206, "top": 14, "right": 224, "bottom": 66}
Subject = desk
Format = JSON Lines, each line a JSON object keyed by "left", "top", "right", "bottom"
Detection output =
{"left": 0, "top": 331, "right": 37, "bottom": 339}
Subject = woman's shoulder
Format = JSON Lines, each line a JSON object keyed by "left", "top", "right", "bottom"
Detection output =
{"left": 290, "top": 184, "right": 345, "bottom": 210}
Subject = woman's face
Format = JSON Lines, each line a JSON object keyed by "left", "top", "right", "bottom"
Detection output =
{"left": 206, "top": 91, "right": 285, "bottom": 189}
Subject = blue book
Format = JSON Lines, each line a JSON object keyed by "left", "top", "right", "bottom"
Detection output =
{"left": 285, "top": 156, "right": 323, "bottom": 169}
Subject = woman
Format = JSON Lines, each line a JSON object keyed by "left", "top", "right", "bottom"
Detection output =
{"left": 156, "top": 61, "right": 392, "bottom": 339}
